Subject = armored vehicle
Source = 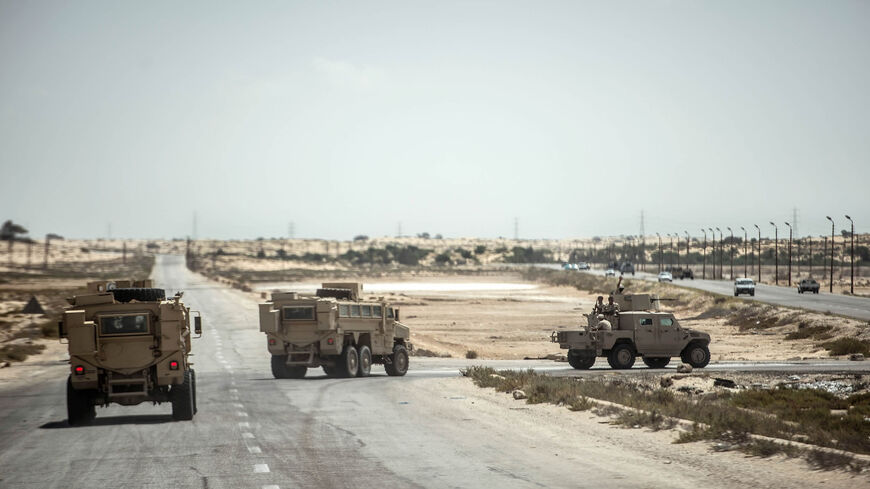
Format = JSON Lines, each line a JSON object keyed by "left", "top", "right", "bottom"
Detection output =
{"left": 551, "top": 292, "right": 711, "bottom": 370}
{"left": 59, "top": 280, "right": 202, "bottom": 425}
{"left": 260, "top": 282, "right": 411, "bottom": 379}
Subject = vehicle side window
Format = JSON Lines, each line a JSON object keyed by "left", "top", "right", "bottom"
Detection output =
{"left": 350, "top": 305, "right": 361, "bottom": 317}
{"left": 373, "top": 305, "right": 382, "bottom": 317}
{"left": 660, "top": 318, "right": 674, "bottom": 327}
{"left": 361, "top": 305, "right": 372, "bottom": 318}
{"left": 639, "top": 318, "right": 653, "bottom": 326}
{"left": 339, "top": 305, "right": 349, "bottom": 317}
{"left": 387, "top": 307, "right": 394, "bottom": 319}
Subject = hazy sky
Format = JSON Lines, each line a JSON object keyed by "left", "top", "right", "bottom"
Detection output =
{"left": 1, "top": 1, "right": 867, "bottom": 240}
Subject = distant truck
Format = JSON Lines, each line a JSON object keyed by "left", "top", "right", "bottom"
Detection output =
{"left": 259, "top": 283, "right": 411, "bottom": 378}
{"left": 551, "top": 293, "right": 711, "bottom": 370}
{"left": 59, "top": 280, "right": 202, "bottom": 425}
{"left": 798, "top": 278, "right": 820, "bottom": 294}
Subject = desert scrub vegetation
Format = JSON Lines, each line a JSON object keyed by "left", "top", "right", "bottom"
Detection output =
{"left": 462, "top": 366, "right": 870, "bottom": 469}
{"left": 0, "top": 342, "right": 45, "bottom": 362}
{"left": 820, "top": 337, "right": 870, "bottom": 356}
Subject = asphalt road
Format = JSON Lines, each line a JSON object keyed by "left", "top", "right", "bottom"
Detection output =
{"left": 0, "top": 255, "right": 867, "bottom": 489}
{"left": 566, "top": 266, "right": 870, "bottom": 321}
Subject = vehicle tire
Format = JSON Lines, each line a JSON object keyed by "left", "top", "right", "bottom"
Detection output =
{"left": 750, "top": 291, "right": 755, "bottom": 297}
{"left": 607, "top": 343, "right": 636, "bottom": 370}
{"left": 322, "top": 365, "right": 339, "bottom": 377}
{"left": 385, "top": 344, "right": 409, "bottom": 377}
{"left": 734, "top": 292, "right": 738, "bottom": 297}
{"left": 338, "top": 345, "right": 359, "bottom": 378}
{"left": 66, "top": 376, "right": 94, "bottom": 426}
{"left": 567, "top": 350, "right": 596, "bottom": 370}
{"left": 191, "top": 369, "right": 197, "bottom": 414}
{"left": 110, "top": 287, "right": 166, "bottom": 303}
{"left": 357, "top": 345, "right": 372, "bottom": 377}
{"left": 681, "top": 343, "right": 711, "bottom": 369}
{"left": 642, "top": 357, "right": 670, "bottom": 369}
{"left": 171, "top": 369, "right": 195, "bottom": 421}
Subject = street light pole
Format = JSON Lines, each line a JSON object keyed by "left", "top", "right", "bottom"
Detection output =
{"left": 754, "top": 224, "right": 761, "bottom": 282}
{"left": 769, "top": 222, "right": 778, "bottom": 286}
{"left": 656, "top": 232, "right": 662, "bottom": 273}
{"left": 808, "top": 236, "right": 812, "bottom": 277}
{"left": 740, "top": 226, "right": 748, "bottom": 278}
{"left": 727, "top": 227, "right": 734, "bottom": 280}
{"left": 701, "top": 229, "right": 707, "bottom": 280}
{"left": 846, "top": 215, "right": 854, "bottom": 295}
{"left": 826, "top": 216, "right": 835, "bottom": 293}
{"left": 715, "top": 227, "right": 723, "bottom": 280}
{"left": 684, "top": 231, "right": 690, "bottom": 277}
{"left": 784, "top": 222, "right": 793, "bottom": 287}
{"left": 708, "top": 228, "right": 715, "bottom": 279}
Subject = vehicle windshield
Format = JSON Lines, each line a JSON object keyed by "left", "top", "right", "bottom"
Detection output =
{"left": 737, "top": 279, "right": 754, "bottom": 285}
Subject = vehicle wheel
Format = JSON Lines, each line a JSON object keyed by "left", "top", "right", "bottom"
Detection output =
{"left": 642, "top": 357, "right": 670, "bottom": 369}
{"left": 567, "top": 350, "right": 596, "bottom": 370}
{"left": 607, "top": 343, "right": 636, "bottom": 370}
{"left": 66, "top": 376, "right": 94, "bottom": 426}
{"left": 171, "top": 369, "right": 195, "bottom": 421}
{"left": 191, "top": 369, "right": 197, "bottom": 414}
{"left": 339, "top": 345, "right": 359, "bottom": 378}
{"left": 322, "top": 365, "right": 339, "bottom": 377}
{"left": 681, "top": 344, "right": 710, "bottom": 369}
{"left": 357, "top": 345, "right": 372, "bottom": 377}
{"left": 750, "top": 291, "right": 755, "bottom": 296}
{"left": 110, "top": 287, "right": 166, "bottom": 303}
{"left": 385, "top": 344, "right": 409, "bottom": 377}
{"left": 734, "top": 292, "right": 738, "bottom": 296}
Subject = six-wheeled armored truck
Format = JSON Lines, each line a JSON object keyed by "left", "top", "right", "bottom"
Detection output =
{"left": 551, "top": 293, "right": 711, "bottom": 370}
{"left": 260, "top": 282, "right": 411, "bottom": 379}
{"left": 59, "top": 280, "right": 202, "bottom": 425}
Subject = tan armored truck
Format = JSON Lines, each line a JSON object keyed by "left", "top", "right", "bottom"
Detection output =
{"left": 59, "top": 280, "right": 202, "bottom": 425}
{"left": 259, "top": 282, "right": 411, "bottom": 379}
{"left": 551, "top": 293, "right": 711, "bottom": 370}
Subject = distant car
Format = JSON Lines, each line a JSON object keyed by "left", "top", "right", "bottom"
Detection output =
{"left": 577, "top": 262, "right": 590, "bottom": 270}
{"left": 562, "top": 263, "right": 572, "bottom": 270}
{"left": 605, "top": 269, "right": 617, "bottom": 277}
{"left": 734, "top": 278, "right": 755, "bottom": 297}
{"left": 620, "top": 262, "right": 636, "bottom": 276}
{"left": 798, "top": 278, "right": 820, "bottom": 294}
{"left": 657, "top": 272, "right": 673, "bottom": 282}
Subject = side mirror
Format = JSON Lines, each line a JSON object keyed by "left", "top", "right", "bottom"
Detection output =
{"left": 194, "top": 316, "right": 202, "bottom": 336}
{"left": 58, "top": 320, "right": 66, "bottom": 338}
{"left": 395, "top": 308, "right": 399, "bottom": 321}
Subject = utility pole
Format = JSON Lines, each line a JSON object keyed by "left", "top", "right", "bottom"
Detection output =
{"left": 684, "top": 231, "right": 690, "bottom": 276}
{"left": 784, "top": 222, "right": 793, "bottom": 287}
{"left": 656, "top": 233, "right": 662, "bottom": 273}
{"left": 708, "top": 228, "right": 715, "bottom": 279}
{"left": 123, "top": 241, "right": 127, "bottom": 264}
{"left": 715, "top": 227, "right": 723, "bottom": 280}
{"left": 740, "top": 226, "right": 748, "bottom": 278}
{"left": 826, "top": 216, "right": 835, "bottom": 293}
{"left": 727, "top": 227, "right": 734, "bottom": 280}
{"left": 640, "top": 210, "right": 646, "bottom": 272}
{"left": 44, "top": 235, "right": 51, "bottom": 269}
{"left": 701, "top": 229, "right": 707, "bottom": 280}
{"left": 808, "top": 236, "right": 812, "bottom": 277}
{"left": 769, "top": 222, "right": 778, "bottom": 285}
{"left": 845, "top": 215, "right": 854, "bottom": 295}
{"left": 754, "top": 225, "right": 761, "bottom": 282}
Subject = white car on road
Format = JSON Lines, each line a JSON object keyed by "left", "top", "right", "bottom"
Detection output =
{"left": 734, "top": 278, "right": 756, "bottom": 297}
{"left": 605, "top": 269, "right": 617, "bottom": 277}
{"left": 657, "top": 272, "right": 673, "bottom": 282}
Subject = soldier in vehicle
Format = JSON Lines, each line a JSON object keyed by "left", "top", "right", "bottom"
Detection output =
{"left": 601, "top": 295, "right": 620, "bottom": 316}
{"left": 591, "top": 296, "right": 605, "bottom": 315}
{"left": 593, "top": 313, "right": 611, "bottom": 331}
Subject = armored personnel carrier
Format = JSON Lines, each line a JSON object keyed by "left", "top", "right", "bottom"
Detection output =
{"left": 551, "top": 292, "right": 711, "bottom": 370}
{"left": 59, "top": 280, "right": 202, "bottom": 425}
{"left": 259, "top": 282, "right": 411, "bottom": 379}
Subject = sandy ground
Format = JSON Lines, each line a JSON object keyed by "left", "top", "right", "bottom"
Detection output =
{"left": 408, "top": 375, "right": 864, "bottom": 488}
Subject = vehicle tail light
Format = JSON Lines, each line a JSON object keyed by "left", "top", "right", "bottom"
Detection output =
{"left": 327, "top": 338, "right": 334, "bottom": 345}
{"left": 169, "top": 360, "right": 179, "bottom": 370}
{"left": 74, "top": 365, "right": 85, "bottom": 375}
{"left": 268, "top": 338, "right": 276, "bottom": 345}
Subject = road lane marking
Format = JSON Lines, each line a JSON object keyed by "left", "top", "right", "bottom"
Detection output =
{"left": 238, "top": 422, "right": 250, "bottom": 428}
{"left": 253, "top": 464, "right": 270, "bottom": 473}
{"left": 233, "top": 402, "right": 245, "bottom": 408}
{"left": 236, "top": 411, "right": 249, "bottom": 417}
{"left": 242, "top": 432, "right": 255, "bottom": 439}
{"left": 262, "top": 485, "right": 279, "bottom": 489}
{"left": 248, "top": 446, "right": 262, "bottom": 454}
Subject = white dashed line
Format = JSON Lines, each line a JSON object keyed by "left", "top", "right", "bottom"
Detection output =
{"left": 229, "top": 388, "right": 239, "bottom": 394}
{"left": 238, "top": 422, "right": 250, "bottom": 428}
{"left": 262, "top": 485, "right": 279, "bottom": 489}
{"left": 248, "top": 446, "right": 262, "bottom": 454}
{"left": 253, "top": 464, "right": 270, "bottom": 473}
{"left": 236, "top": 411, "right": 249, "bottom": 417}
{"left": 242, "top": 432, "right": 255, "bottom": 439}
{"left": 233, "top": 402, "right": 245, "bottom": 409}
